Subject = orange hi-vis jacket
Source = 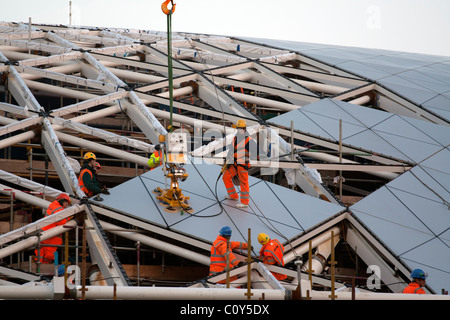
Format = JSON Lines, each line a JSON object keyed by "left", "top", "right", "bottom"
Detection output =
{"left": 35, "top": 200, "right": 71, "bottom": 263}
{"left": 402, "top": 282, "right": 426, "bottom": 294}
{"left": 209, "top": 235, "right": 248, "bottom": 276}
{"left": 78, "top": 168, "right": 94, "bottom": 197}
{"left": 223, "top": 135, "right": 255, "bottom": 205}
{"left": 233, "top": 135, "right": 254, "bottom": 169}
{"left": 42, "top": 200, "right": 70, "bottom": 233}
{"left": 259, "top": 239, "right": 287, "bottom": 280}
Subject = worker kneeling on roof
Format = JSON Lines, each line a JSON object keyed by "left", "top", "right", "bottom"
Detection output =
{"left": 209, "top": 226, "right": 248, "bottom": 283}
{"left": 148, "top": 144, "right": 166, "bottom": 170}
{"left": 223, "top": 119, "right": 257, "bottom": 209}
{"left": 258, "top": 233, "right": 287, "bottom": 281}
{"left": 35, "top": 193, "right": 72, "bottom": 264}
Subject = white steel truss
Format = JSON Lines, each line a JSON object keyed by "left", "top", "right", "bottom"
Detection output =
{"left": 0, "top": 21, "right": 448, "bottom": 300}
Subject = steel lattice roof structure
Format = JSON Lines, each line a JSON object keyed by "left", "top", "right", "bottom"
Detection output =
{"left": 0, "top": 21, "right": 449, "bottom": 300}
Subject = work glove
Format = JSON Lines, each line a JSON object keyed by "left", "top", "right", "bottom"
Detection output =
{"left": 236, "top": 261, "right": 246, "bottom": 268}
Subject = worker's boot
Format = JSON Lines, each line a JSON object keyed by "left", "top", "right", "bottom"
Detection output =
{"left": 225, "top": 195, "right": 238, "bottom": 201}
{"left": 236, "top": 203, "right": 248, "bottom": 208}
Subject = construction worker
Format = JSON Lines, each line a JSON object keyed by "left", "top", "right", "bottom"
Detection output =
{"left": 148, "top": 144, "right": 166, "bottom": 170}
{"left": 93, "top": 161, "right": 101, "bottom": 174}
{"left": 78, "top": 152, "right": 104, "bottom": 199}
{"left": 209, "top": 226, "right": 248, "bottom": 283}
{"left": 93, "top": 162, "right": 110, "bottom": 195}
{"left": 403, "top": 269, "right": 427, "bottom": 294}
{"left": 34, "top": 193, "right": 72, "bottom": 264}
{"left": 258, "top": 233, "right": 287, "bottom": 281}
{"left": 223, "top": 119, "right": 257, "bottom": 208}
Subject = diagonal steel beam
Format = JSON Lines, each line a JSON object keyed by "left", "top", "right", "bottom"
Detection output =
{"left": 127, "top": 91, "right": 167, "bottom": 143}
{"left": 41, "top": 118, "right": 85, "bottom": 198}
{"left": 83, "top": 203, "right": 131, "bottom": 287}
{"left": 196, "top": 73, "right": 258, "bottom": 120}
{"left": 251, "top": 61, "right": 318, "bottom": 96}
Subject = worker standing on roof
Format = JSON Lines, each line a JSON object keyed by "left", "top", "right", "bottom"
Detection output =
{"left": 148, "top": 144, "right": 166, "bottom": 170}
{"left": 34, "top": 193, "right": 72, "bottom": 264}
{"left": 78, "top": 152, "right": 106, "bottom": 200}
{"left": 258, "top": 233, "right": 287, "bottom": 281}
{"left": 223, "top": 119, "right": 257, "bottom": 208}
{"left": 403, "top": 269, "right": 427, "bottom": 294}
{"left": 209, "top": 226, "right": 248, "bottom": 283}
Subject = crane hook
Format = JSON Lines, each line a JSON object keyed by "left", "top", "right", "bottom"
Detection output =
{"left": 161, "top": 0, "right": 176, "bottom": 15}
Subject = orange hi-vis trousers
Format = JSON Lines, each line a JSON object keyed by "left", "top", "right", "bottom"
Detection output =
{"left": 35, "top": 236, "right": 62, "bottom": 264}
{"left": 223, "top": 165, "right": 249, "bottom": 205}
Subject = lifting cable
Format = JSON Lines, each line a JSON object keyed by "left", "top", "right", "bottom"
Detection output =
{"left": 180, "top": 158, "right": 254, "bottom": 254}
{"left": 177, "top": 156, "right": 224, "bottom": 218}
{"left": 162, "top": 0, "right": 176, "bottom": 131}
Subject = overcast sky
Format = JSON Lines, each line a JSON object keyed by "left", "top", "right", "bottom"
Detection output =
{"left": 2, "top": 0, "right": 450, "bottom": 57}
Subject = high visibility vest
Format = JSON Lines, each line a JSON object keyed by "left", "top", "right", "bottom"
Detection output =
{"left": 402, "top": 282, "right": 426, "bottom": 294}
{"left": 259, "top": 239, "right": 287, "bottom": 280}
{"left": 41, "top": 200, "right": 68, "bottom": 232}
{"left": 233, "top": 136, "right": 253, "bottom": 168}
{"left": 209, "top": 235, "right": 247, "bottom": 275}
{"left": 148, "top": 150, "right": 165, "bottom": 169}
{"left": 259, "top": 239, "right": 285, "bottom": 266}
{"left": 78, "top": 168, "right": 94, "bottom": 197}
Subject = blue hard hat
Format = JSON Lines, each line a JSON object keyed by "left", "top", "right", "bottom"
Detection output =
{"left": 219, "top": 226, "right": 232, "bottom": 236}
{"left": 411, "top": 269, "right": 427, "bottom": 280}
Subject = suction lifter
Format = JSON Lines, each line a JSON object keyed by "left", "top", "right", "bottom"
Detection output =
{"left": 153, "top": 132, "right": 194, "bottom": 214}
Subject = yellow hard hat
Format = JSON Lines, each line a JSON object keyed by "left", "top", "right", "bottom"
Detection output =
{"left": 258, "top": 233, "right": 270, "bottom": 245}
{"left": 236, "top": 119, "right": 246, "bottom": 128}
{"left": 84, "top": 152, "right": 96, "bottom": 160}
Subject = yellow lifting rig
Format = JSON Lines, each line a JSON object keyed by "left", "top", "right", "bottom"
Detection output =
{"left": 153, "top": 132, "right": 194, "bottom": 214}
